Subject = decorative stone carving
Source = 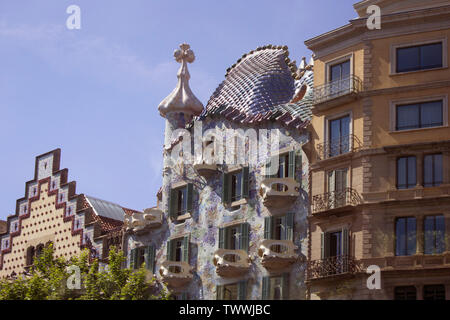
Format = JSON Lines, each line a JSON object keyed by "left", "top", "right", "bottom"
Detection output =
{"left": 124, "top": 207, "right": 162, "bottom": 233}
{"left": 213, "top": 249, "right": 251, "bottom": 278}
{"left": 258, "top": 239, "right": 298, "bottom": 270}
{"left": 260, "top": 177, "right": 300, "bottom": 207}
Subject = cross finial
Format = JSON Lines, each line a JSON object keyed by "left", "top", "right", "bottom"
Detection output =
{"left": 174, "top": 43, "right": 195, "bottom": 64}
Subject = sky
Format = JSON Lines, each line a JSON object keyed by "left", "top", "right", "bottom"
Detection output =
{"left": 0, "top": 0, "right": 358, "bottom": 219}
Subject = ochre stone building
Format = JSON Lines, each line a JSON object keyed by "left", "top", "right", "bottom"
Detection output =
{"left": 304, "top": 0, "right": 450, "bottom": 299}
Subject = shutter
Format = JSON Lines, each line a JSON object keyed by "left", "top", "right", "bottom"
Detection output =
{"left": 222, "top": 172, "right": 230, "bottom": 204}
{"left": 238, "top": 280, "right": 247, "bottom": 300}
{"left": 216, "top": 285, "right": 224, "bottom": 300}
{"left": 169, "top": 188, "right": 178, "bottom": 220}
{"left": 166, "top": 240, "right": 174, "bottom": 261}
{"left": 282, "top": 273, "right": 289, "bottom": 300}
{"left": 218, "top": 227, "right": 225, "bottom": 249}
{"left": 130, "top": 248, "right": 137, "bottom": 269}
{"left": 285, "top": 212, "right": 294, "bottom": 241}
{"left": 264, "top": 217, "right": 273, "bottom": 240}
{"left": 288, "top": 150, "right": 296, "bottom": 179}
{"left": 145, "top": 245, "right": 155, "bottom": 273}
{"left": 320, "top": 233, "right": 325, "bottom": 259}
{"left": 342, "top": 228, "right": 349, "bottom": 256}
{"left": 328, "top": 171, "right": 336, "bottom": 209}
{"left": 183, "top": 235, "right": 190, "bottom": 263}
{"left": 262, "top": 276, "right": 270, "bottom": 299}
{"left": 325, "top": 232, "right": 331, "bottom": 258}
{"left": 239, "top": 223, "right": 250, "bottom": 252}
{"left": 265, "top": 156, "right": 278, "bottom": 178}
{"left": 186, "top": 183, "right": 193, "bottom": 214}
{"left": 181, "top": 292, "right": 188, "bottom": 300}
{"left": 242, "top": 167, "right": 250, "bottom": 199}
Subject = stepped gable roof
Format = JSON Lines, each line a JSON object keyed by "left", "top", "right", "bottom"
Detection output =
{"left": 195, "top": 45, "right": 313, "bottom": 129}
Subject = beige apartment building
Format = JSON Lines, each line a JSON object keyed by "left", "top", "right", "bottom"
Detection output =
{"left": 304, "top": 0, "right": 450, "bottom": 299}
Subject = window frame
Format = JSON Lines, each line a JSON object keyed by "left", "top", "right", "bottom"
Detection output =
{"left": 423, "top": 153, "right": 443, "bottom": 188}
{"left": 396, "top": 156, "right": 417, "bottom": 189}
{"left": 324, "top": 53, "right": 354, "bottom": 85}
{"left": 389, "top": 95, "right": 448, "bottom": 133}
{"left": 424, "top": 215, "right": 446, "bottom": 255}
{"left": 390, "top": 38, "right": 448, "bottom": 75}
{"left": 395, "top": 100, "right": 444, "bottom": 131}
{"left": 395, "top": 216, "right": 417, "bottom": 256}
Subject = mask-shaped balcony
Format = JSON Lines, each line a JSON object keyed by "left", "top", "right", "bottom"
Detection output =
{"left": 159, "top": 260, "right": 193, "bottom": 288}
{"left": 213, "top": 249, "right": 251, "bottom": 278}
{"left": 124, "top": 208, "right": 163, "bottom": 233}
{"left": 260, "top": 177, "right": 300, "bottom": 207}
{"left": 313, "top": 75, "right": 363, "bottom": 111}
{"left": 258, "top": 239, "right": 298, "bottom": 270}
{"left": 193, "top": 161, "right": 219, "bottom": 178}
{"left": 307, "top": 255, "right": 362, "bottom": 280}
{"left": 312, "top": 188, "right": 361, "bottom": 215}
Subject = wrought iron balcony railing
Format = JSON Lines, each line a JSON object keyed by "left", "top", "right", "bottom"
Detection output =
{"left": 307, "top": 255, "right": 362, "bottom": 280}
{"left": 316, "top": 134, "right": 362, "bottom": 160}
{"left": 313, "top": 75, "right": 363, "bottom": 105}
{"left": 312, "top": 188, "right": 361, "bottom": 214}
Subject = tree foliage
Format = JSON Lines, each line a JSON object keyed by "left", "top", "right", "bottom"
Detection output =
{"left": 0, "top": 244, "right": 170, "bottom": 300}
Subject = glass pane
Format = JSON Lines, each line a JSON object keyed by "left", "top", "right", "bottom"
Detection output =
{"left": 406, "top": 217, "right": 416, "bottom": 256}
{"left": 397, "top": 104, "right": 419, "bottom": 130}
{"left": 330, "top": 64, "right": 342, "bottom": 82}
{"left": 396, "top": 218, "right": 406, "bottom": 256}
{"left": 341, "top": 60, "right": 350, "bottom": 78}
{"left": 407, "top": 157, "right": 416, "bottom": 188}
{"left": 397, "top": 158, "right": 407, "bottom": 189}
{"left": 397, "top": 46, "right": 420, "bottom": 72}
{"left": 421, "top": 101, "right": 443, "bottom": 128}
{"left": 424, "top": 216, "right": 435, "bottom": 254}
{"left": 420, "top": 43, "right": 443, "bottom": 69}
{"left": 434, "top": 154, "right": 443, "bottom": 186}
{"left": 436, "top": 215, "right": 445, "bottom": 254}
{"left": 424, "top": 155, "right": 433, "bottom": 187}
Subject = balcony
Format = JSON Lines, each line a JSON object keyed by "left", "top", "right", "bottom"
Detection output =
{"left": 213, "top": 249, "right": 251, "bottom": 278}
{"left": 258, "top": 239, "right": 298, "bottom": 270}
{"left": 124, "top": 208, "right": 163, "bottom": 233}
{"left": 316, "top": 134, "right": 362, "bottom": 161}
{"left": 260, "top": 177, "right": 300, "bottom": 207}
{"left": 193, "top": 162, "right": 219, "bottom": 178}
{"left": 159, "top": 260, "right": 193, "bottom": 288}
{"left": 312, "top": 188, "right": 361, "bottom": 215}
{"left": 313, "top": 75, "right": 363, "bottom": 110}
{"left": 307, "top": 255, "right": 362, "bottom": 280}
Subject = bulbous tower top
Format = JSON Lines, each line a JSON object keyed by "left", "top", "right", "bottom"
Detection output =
{"left": 158, "top": 43, "right": 204, "bottom": 118}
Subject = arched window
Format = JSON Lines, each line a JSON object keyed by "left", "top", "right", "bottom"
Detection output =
{"left": 36, "top": 244, "right": 44, "bottom": 258}
{"left": 26, "top": 246, "right": 35, "bottom": 266}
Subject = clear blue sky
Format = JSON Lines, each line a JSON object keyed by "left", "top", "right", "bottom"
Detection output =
{"left": 0, "top": 0, "right": 357, "bottom": 219}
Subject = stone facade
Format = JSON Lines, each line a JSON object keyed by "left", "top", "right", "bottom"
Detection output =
{"left": 305, "top": 0, "right": 450, "bottom": 300}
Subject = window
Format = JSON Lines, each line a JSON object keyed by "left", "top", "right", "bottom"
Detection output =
{"left": 330, "top": 60, "right": 350, "bottom": 82}
{"left": 396, "top": 100, "right": 443, "bottom": 131}
{"left": 424, "top": 215, "right": 445, "bottom": 255}
{"left": 130, "top": 245, "right": 156, "bottom": 273}
{"left": 321, "top": 228, "right": 349, "bottom": 259}
{"left": 328, "top": 116, "right": 351, "bottom": 157}
{"left": 394, "top": 286, "right": 417, "bottom": 300}
{"left": 264, "top": 213, "right": 295, "bottom": 251}
{"left": 395, "top": 217, "right": 416, "bottom": 256}
{"left": 396, "top": 42, "right": 443, "bottom": 73}
{"left": 26, "top": 246, "right": 35, "bottom": 266}
{"left": 328, "top": 168, "right": 348, "bottom": 208}
{"left": 397, "top": 156, "right": 416, "bottom": 189}
{"left": 264, "top": 151, "right": 296, "bottom": 182}
{"left": 262, "top": 274, "right": 289, "bottom": 300}
{"left": 169, "top": 183, "right": 193, "bottom": 221}
{"left": 424, "top": 154, "right": 443, "bottom": 187}
{"left": 423, "top": 285, "right": 446, "bottom": 300}
{"left": 167, "top": 236, "right": 190, "bottom": 263}
{"left": 217, "top": 281, "right": 247, "bottom": 300}
{"left": 218, "top": 223, "right": 250, "bottom": 252}
{"left": 222, "top": 167, "right": 249, "bottom": 205}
